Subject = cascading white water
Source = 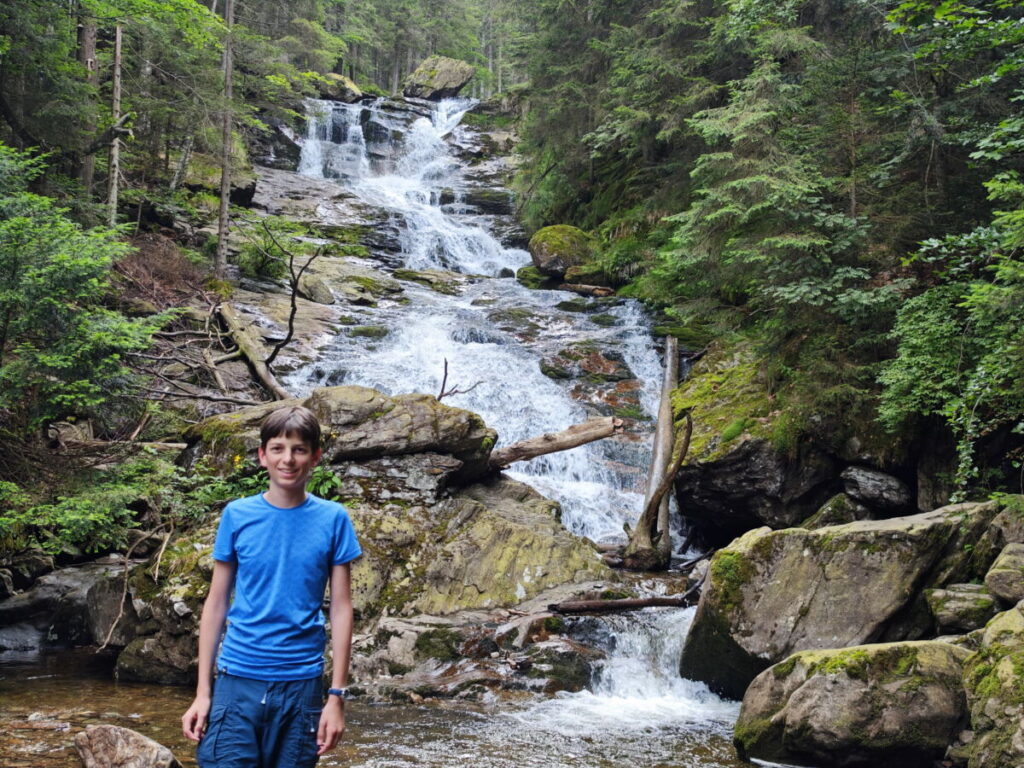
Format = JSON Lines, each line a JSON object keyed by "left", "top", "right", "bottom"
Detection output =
{"left": 294, "top": 98, "right": 670, "bottom": 544}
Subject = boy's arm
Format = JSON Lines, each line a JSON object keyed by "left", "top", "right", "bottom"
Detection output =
{"left": 182, "top": 559, "right": 236, "bottom": 742}
{"left": 318, "top": 562, "right": 353, "bottom": 755}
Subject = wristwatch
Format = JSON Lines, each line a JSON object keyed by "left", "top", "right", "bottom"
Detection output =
{"left": 326, "top": 687, "right": 350, "bottom": 699}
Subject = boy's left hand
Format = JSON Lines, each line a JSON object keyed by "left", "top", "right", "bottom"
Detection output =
{"left": 317, "top": 697, "right": 346, "bottom": 755}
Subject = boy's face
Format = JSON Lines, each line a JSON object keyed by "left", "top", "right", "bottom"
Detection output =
{"left": 258, "top": 432, "right": 321, "bottom": 493}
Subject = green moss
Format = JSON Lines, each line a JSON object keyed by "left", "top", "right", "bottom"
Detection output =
{"left": 599, "top": 589, "right": 633, "bottom": 600}
{"left": 613, "top": 405, "right": 649, "bottom": 421}
{"left": 710, "top": 550, "right": 754, "bottom": 613}
{"left": 772, "top": 656, "right": 799, "bottom": 679}
{"left": 555, "top": 298, "right": 593, "bottom": 313}
{"left": 516, "top": 266, "right": 549, "bottom": 289}
{"left": 670, "top": 342, "right": 773, "bottom": 462}
{"left": 348, "top": 325, "right": 390, "bottom": 339}
{"left": 543, "top": 616, "right": 566, "bottom": 633}
{"left": 528, "top": 225, "right": 596, "bottom": 268}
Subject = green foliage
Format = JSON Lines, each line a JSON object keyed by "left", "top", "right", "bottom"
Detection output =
{"left": 0, "top": 145, "right": 163, "bottom": 430}
{"left": 235, "top": 216, "right": 316, "bottom": 279}
{"left": 308, "top": 465, "right": 344, "bottom": 501}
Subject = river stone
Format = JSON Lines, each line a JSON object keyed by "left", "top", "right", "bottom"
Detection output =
{"left": 317, "top": 73, "right": 362, "bottom": 103}
{"left": 5, "top": 550, "right": 54, "bottom": 589}
{"left": 185, "top": 385, "right": 497, "bottom": 480}
{"left": 411, "top": 477, "right": 607, "bottom": 615}
{"left": 74, "top": 724, "right": 180, "bottom": 768}
{"left": 925, "top": 583, "right": 998, "bottom": 634}
{"left": 297, "top": 274, "right": 335, "bottom": 304}
{"left": 678, "top": 500, "right": 1008, "bottom": 699}
{"left": 675, "top": 438, "right": 838, "bottom": 544}
{"left": 528, "top": 225, "right": 595, "bottom": 278}
{"left": 984, "top": 542, "right": 1024, "bottom": 604}
{"left": 734, "top": 641, "right": 970, "bottom": 768}
{"left": 403, "top": 56, "right": 475, "bottom": 100}
{"left": 86, "top": 573, "right": 141, "bottom": 648}
{"left": 801, "top": 493, "right": 874, "bottom": 529}
{"left": 116, "top": 632, "right": 197, "bottom": 685}
{"left": 840, "top": 466, "right": 913, "bottom": 513}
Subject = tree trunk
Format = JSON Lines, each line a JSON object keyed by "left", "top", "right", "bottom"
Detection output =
{"left": 488, "top": 417, "right": 623, "bottom": 469}
{"left": 218, "top": 303, "right": 292, "bottom": 400}
{"left": 169, "top": 134, "right": 194, "bottom": 191}
{"left": 106, "top": 25, "right": 122, "bottom": 228}
{"left": 215, "top": 0, "right": 234, "bottom": 280}
{"left": 623, "top": 337, "right": 681, "bottom": 570}
{"left": 78, "top": 16, "right": 98, "bottom": 196}
{"left": 549, "top": 595, "right": 696, "bottom": 614}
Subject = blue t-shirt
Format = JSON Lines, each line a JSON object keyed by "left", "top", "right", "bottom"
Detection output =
{"left": 212, "top": 492, "right": 361, "bottom": 681}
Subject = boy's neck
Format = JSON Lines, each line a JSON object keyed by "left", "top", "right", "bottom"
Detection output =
{"left": 263, "top": 486, "right": 308, "bottom": 509}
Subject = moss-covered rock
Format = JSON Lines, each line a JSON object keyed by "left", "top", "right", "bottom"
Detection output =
{"left": 317, "top": 73, "right": 362, "bottom": 103}
{"left": 392, "top": 268, "right": 463, "bottom": 295}
{"left": 515, "top": 265, "right": 553, "bottom": 290}
{"left": 528, "top": 225, "right": 596, "bottom": 278}
{"left": 802, "top": 493, "right": 873, "bottom": 529}
{"left": 679, "top": 499, "right": 1015, "bottom": 699}
{"left": 347, "top": 325, "right": 389, "bottom": 339}
{"left": 925, "top": 583, "right": 999, "bottom": 634}
{"left": 403, "top": 56, "right": 475, "bottom": 100}
{"left": 297, "top": 274, "right": 335, "bottom": 305}
{"left": 956, "top": 602, "right": 1024, "bottom": 768}
{"left": 186, "top": 385, "right": 497, "bottom": 480}
{"left": 735, "top": 641, "right": 971, "bottom": 767}
{"left": 563, "top": 264, "right": 614, "bottom": 288}
{"left": 984, "top": 542, "right": 1024, "bottom": 605}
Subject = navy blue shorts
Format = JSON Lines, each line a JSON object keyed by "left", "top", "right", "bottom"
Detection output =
{"left": 197, "top": 672, "right": 322, "bottom": 768}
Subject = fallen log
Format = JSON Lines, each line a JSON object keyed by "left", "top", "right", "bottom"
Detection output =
{"left": 548, "top": 595, "right": 695, "bottom": 614}
{"left": 557, "top": 283, "right": 615, "bottom": 297}
{"left": 218, "top": 303, "right": 292, "bottom": 400}
{"left": 488, "top": 416, "right": 623, "bottom": 468}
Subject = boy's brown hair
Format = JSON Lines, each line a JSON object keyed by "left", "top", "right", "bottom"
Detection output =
{"left": 259, "top": 405, "right": 321, "bottom": 449}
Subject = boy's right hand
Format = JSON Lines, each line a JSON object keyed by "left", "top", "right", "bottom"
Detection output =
{"left": 182, "top": 696, "right": 211, "bottom": 742}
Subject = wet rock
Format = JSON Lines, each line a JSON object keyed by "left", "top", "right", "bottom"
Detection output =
{"left": 528, "top": 225, "right": 596, "bottom": 278}
{"left": 676, "top": 439, "right": 838, "bottom": 544}
{"left": 679, "top": 499, "right": 1011, "bottom": 699}
{"left": 249, "top": 116, "right": 302, "bottom": 172}
{"left": 74, "top": 724, "right": 181, "bottom": 768}
{"left": 841, "top": 466, "right": 913, "bottom": 513}
{"left": 116, "top": 632, "right": 197, "bottom": 686}
{"left": 403, "top": 56, "right": 475, "bottom": 100}
{"left": 539, "top": 343, "right": 633, "bottom": 383}
{"left": 735, "top": 641, "right": 970, "bottom": 768}
{"left": 0, "top": 562, "right": 121, "bottom": 651}
{"left": 515, "top": 265, "right": 554, "bottom": 290}
{"left": 957, "top": 600, "right": 1024, "bottom": 768}
{"left": 0, "top": 568, "right": 13, "bottom": 599}
{"left": 460, "top": 187, "right": 513, "bottom": 215}
{"left": 984, "top": 542, "right": 1024, "bottom": 604}
{"left": 564, "top": 264, "right": 614, "bottom": 288}
{"left": 926, "top": 583, "right": 998, "bottom": 634}
{"left": 333, "top": 453, "right": 464, "bottom": 506}
{"left": 392, "top": 268, "right": 463, "bottom": 295}
{"left": 410, "top": 477, "right": 607, "bottom": 615}
{"left": 186, "top": 385, "right": 497, "bottom": 480}
{"left": 5, "top": 550, "right": 54, "bottom": 589}
{"left": 317, "top": 73, "right": 362, "bottom": 103}
{"left": 86, "top": 574, "right": 141, "bottom": 649}
{"left": 801, "top": 493, "right": 874, "bottom": 529}
{"left": 297, "top": 274, "right": 335, "bottom": 304}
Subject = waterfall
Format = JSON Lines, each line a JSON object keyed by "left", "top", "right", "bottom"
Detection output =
{"left": 293, "top": 97, "right": 674, "bottom": 545}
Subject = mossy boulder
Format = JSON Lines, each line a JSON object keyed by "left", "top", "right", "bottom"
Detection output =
{"left": 392, "top": 268, "right": 462, "bottom": 295}
{"left": 802, "top": 493, "right": 873, "bottom": 529}
{"left": 516, "top": 265, "right": 554, "bottom": 290}
{"left": 297, "top": 274, "right": 335, "bottom": 305}
{"left": 672, "top": 344, "right": 837, "bottom": 544}
{"left": 563, "top": 264, "right": 614, "bottom": 288}
{"left": 185, "top": 385, "right": 497, "bottom": 480}
{"left": 925, "top": 583, "right": 999, "bottom": 634}
{"left": 984, "top": 542, "right": 1024, "bottom": 604}
{"left": 957, "top": 601, "right": 1024, "bottom": 768}
{"left": 528, "top": 225, "right": 596, "bottom": 278}
{"left": 411, "top": 478, "right": 607, "bottom": 614}
{"left": 735, "top": 641, "right": 971, "bottom": 767}
{"left": 317, "top": 73, "right": 362, "bottom": 103}
{"left": 679, "top": 499, "right": 1013, "bottom": 699}
{"left": 403, "top": 56, "right": 475, "bottom": 100}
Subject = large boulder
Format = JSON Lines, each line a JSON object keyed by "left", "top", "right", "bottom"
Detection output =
{"left": 955, "top": 600, "right": 1024, "bottom": 768}
{"left": 840, "top": 466, "right": 913, "bottom": 513}
{"left": 678, "top": 499, "right": 1012, "bottom": 699}
{"left": 317, "top": 73, "right": 362, "bottom": 103}
{"left": 984, "top": 542, "right": 1024, "bottom": 604}
{"left": 74, "top": 724, "right": 180, "bottom": 768}
{"left": 403, "top": 56, "right": 475, "bottom": 100}
{"left": 185, "top": 385, "right": 497, "bottom": 480}
{"left": 672, "top": 344, "right": 837, "bottom": 543}
{"left": 925, "top": 583, "right": 999, "bottom": 634}
{"left": 734, "top": 641, "right": 970, "bottom": 767}
{"left": 528, "top": 225, "right": 595, "bottom": 278}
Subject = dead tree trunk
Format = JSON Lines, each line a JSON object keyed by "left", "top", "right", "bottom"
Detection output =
{"left": 623, "top": 337, "right": 682, "bottom": 571}
{"left": 215, "top": 0, "right": 234, "bottom": 279}
{"left": 105, "top": 25, "right": 122, "bottom": 228}
{"left": 548, "top": 594, "right": 697, "bottom": 615}
{"left": 78, "top": 16, "right": 98, "bottom": 196}
{"left": 488, "top": 417, "right": 623, "bottom": 469}
{"left": 218, "top": 304, "right": 292, "bottom": 400}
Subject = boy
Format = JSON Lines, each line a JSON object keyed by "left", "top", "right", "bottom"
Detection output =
{"left": 182, "top": 405, "right": 361, "bottom": 767}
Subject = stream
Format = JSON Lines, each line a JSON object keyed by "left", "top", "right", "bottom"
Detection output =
{"left": 0, "top": 96, "right": 758, "bottom": 767}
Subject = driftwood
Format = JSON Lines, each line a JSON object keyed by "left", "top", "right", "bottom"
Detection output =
{"left": 548, "top": 594, "right": 696, "bottom": 614}
{"left": 623, "top": 336, "right": 682, "bottom": 570}
{"left": 557, "top": 283, "right": 615, "bottom": 297}
{"left": 218, "top": 303, "right": 292, "bottom": 400}
{"left": 488, "top": 416, "right": 623, "bottom": 469}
